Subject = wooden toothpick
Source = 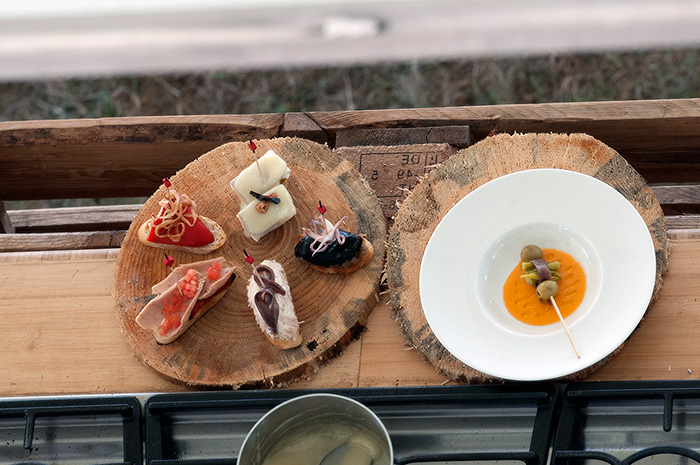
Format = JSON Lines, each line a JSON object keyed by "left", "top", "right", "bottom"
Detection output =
{"left": 550, "top": 296, "right": 580, "bottom": 358}
{"left": 244, "top": 249, "right": 264, "bottom": 285}
{"left": 247, "top": 139, "right": 265, "bottom": 183}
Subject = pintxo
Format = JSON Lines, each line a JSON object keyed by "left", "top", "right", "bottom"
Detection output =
{"left": 231, "top": 149, "right": 297, "bottom": 242}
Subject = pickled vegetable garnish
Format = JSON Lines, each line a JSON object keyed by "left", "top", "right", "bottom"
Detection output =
{"left": 503, "top": 248, "right": 586, "bottom": 326}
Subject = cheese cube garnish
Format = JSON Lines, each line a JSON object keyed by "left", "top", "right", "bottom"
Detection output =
{"left": 237, "top": 185, "right": 297, "bottom": 242}
{"left": 230, "top": 150, "right": 291, "bottom": 206}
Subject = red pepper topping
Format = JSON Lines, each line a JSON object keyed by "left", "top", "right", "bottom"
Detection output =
{"left": 146, "top": 206, "right": 215, "bottom": 247}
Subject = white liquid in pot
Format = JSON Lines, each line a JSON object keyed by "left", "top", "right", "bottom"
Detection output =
{"left": 258, "top": 416, "right": 390, "bottom": 465}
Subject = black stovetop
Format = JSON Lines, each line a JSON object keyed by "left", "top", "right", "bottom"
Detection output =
{"left": 3, "top": 381, "right": 700, "bottom": 465}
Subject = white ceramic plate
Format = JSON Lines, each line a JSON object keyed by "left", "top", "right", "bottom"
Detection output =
{"left": 419, "top": 169, "right": 656, "bottom": 381}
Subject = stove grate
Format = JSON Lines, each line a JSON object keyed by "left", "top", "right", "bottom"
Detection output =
{"left": 553, "top": 381, "right": 700, "bottom": 465}
{"left": 0, "top": 396, "right": 141, "bottom": 465}
{"left": 145, "top": 385, "right": 558, "bottom": 465}
{"left": 18, "top": 381, "right": 700, "bottom": 465}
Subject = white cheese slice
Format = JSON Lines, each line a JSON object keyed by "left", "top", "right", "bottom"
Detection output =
{"left": 230, "top": 150, "right": 291, "bottom": 206}
{"left": 237, "top": 185, "right": 297, "bottom": 242}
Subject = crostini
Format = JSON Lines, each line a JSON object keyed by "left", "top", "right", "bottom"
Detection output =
{"left": 138, "top": 185, "right": 226, "bottom": 254}
{"left": 246, "top": 259, "right": 302, "bottom": 349}
{"left": 136, "top": 257, "right": 237, "bottom": 344}
{"left": 294, "top": 213, "right": 373, "bottom": 275}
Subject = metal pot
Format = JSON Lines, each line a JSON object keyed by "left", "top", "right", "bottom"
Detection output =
{"left": 238, "top": 393, "right": 393, "bottom": 465}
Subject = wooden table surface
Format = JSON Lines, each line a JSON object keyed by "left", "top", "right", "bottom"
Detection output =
{"left": 1, "top": 235, "right": 699, "bottom": 397}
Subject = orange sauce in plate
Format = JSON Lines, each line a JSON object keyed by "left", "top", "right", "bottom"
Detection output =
{"left": 503, "top": 248, "right": 586, "bottom": 326}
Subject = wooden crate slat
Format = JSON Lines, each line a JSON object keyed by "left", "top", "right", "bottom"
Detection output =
{"left": 0, "top": 202, "right": 15, "bottom": 234}
{"left": 307, "top": 99, "right": 700, "bottom": 149}
{"left": 0, "top": 115, "right": 283, "bottom": 200}
{"left": 0, "top": 114, "right": 283, "bottom": 145}
{"left": 650, "top": 184, "right": 700, "bottom": 204}
{"left": 0, "top": 231, "right": 126, "bottom": 252}
{"left": 335, "top": 125, "right": 471, "bottom": 147}
{"left": 664, "top": 214, "right": 700, "bottom": 230}
{"left": 8, "top": 204, "right": 141, "bottom": 232}
{"left": 281, "top": 113, "right": 328, "bottom": 144}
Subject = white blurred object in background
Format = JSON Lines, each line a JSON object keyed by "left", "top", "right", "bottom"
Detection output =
{"left": 1, "top": 0, "right": 700, "bottom": 80}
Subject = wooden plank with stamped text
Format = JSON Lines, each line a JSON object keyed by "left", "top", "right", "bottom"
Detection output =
{"left": 338, "top": 144, "right": 458, "bottom": 218}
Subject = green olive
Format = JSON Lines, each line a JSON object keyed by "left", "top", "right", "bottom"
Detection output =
{"left": 536, "top": 280, "right": 559, "bottom": 300}
{"left": 520, "top": 244, "right": 543, "bottom": 262}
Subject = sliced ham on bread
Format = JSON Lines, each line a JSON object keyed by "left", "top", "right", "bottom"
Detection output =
{"left": 151, "top": 257, "right": 235, "bottom": 299}
{"left": 136, "top": 258, "right": 237, "bottom": 344}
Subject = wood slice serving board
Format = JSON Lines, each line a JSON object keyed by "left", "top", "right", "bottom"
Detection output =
{"left": 114, "top": 138, "right": 386, "bottom": 388}
{"left": 387, "top": 133, "right": 670, "bottom": 383}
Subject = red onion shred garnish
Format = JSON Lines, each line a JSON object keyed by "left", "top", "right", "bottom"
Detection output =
{"left": 530, "top": 258, "right": 552, "bottom": 283}
{"left": 301, "top": 213, "right": 347, "bottom": 256}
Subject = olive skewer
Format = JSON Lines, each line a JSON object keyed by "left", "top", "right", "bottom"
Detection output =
{"left": 520, "top": 244, "right": 580, "bottom": 359}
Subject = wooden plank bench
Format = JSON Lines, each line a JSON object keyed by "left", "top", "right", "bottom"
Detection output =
{"left": 3, "top": 98, "right": 700, "bottom": 395}
{"left": 3, "top": 98, "right": 700, "bottom": 252}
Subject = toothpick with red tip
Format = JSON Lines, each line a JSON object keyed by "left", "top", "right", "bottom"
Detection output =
{"left": 163, "top": 252, "right": 181, "bottom": 294}
{"left": 162, "top": 177, "right": 172, "bottom": 188}
{"left": 247, "top": 139, "right": 265, "bottom": 183}
{"left": 318, "top": 200, "right": 327, "bottom": 223}
{"left": 244, "top": 249, "right": 264, "bottom": 284}
{"left": 163, "top": 252, "right": 175, "bottom": 271}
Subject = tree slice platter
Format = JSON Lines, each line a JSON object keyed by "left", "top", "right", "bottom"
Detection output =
{"left": 114, "top": 137, "right": 386, "bottom": 388}
{"left": 387, "top": 133, "right": 670, "bottom": 383}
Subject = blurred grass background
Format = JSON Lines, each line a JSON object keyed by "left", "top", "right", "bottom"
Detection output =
{"left": 2, "top": 49, "right": 699, "bottom": 121}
